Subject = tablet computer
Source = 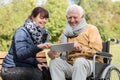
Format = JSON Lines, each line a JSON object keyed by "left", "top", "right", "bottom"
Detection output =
{"left": 50, "top": 43, "right": 74, "bottom": 52}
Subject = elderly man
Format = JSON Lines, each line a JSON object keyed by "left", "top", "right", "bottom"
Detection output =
{"left": 48, "top": 4, "right": 102, "bottom": 80}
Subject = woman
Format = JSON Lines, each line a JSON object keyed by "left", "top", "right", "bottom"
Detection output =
{"left": 1, "top": 7, "right": 51, "bottom": 80}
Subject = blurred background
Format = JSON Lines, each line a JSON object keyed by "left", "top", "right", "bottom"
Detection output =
{"left": 0, "top": 0, "right": 120, "bottom": 70}
{"left": 0, "top": 0, "right": 120, "bottom": 51}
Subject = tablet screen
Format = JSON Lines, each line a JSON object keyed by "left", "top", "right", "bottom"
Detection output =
{"left": 50, "top": 43, "right": 74, "bottom": 52}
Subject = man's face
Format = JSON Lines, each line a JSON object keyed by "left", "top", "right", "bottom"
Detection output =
{"left": 66, "top": 10, "right": 82, "bottom": 28}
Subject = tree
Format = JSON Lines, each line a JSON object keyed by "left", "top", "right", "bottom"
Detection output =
{"left": 0, "top": 0, "right": 68, "bottom": 51}
{"left": 43, "top": 0, "right": 68, "bottom": 42}
{"left": 0, "top": 0, "right": 120, "bottom": 51}
{"left": 78, "top": 0, "right": 119, "bottom": 41}
{"left": 0, "top": 0, "right": 37, "bottom": 51}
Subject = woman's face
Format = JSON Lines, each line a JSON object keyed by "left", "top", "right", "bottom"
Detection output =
{"left": 32, "top": 14, "right": 48, "bottom": 28}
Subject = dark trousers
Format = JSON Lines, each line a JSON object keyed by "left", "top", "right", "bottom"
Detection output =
{"left": 42, "top": 67, "right": 52, "bottom": 80}
{"left": 1, "top": 67, "right": 51, "bottom": 80}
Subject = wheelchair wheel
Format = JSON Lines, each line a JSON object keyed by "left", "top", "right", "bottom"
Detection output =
{"left": 100, "top": 65, "right": 120, "bottom": 80}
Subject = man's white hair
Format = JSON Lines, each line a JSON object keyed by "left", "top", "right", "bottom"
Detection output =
{"left": 66, "top": 4, "right": 84, "bottom": 16}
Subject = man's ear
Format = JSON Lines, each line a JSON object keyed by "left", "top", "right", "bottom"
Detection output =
{"left": 81, "top": 15, "right": 84, "bottom": 18}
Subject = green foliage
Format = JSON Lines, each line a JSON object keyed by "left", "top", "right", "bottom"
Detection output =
{"left": 43, "top": 0, "right": 68, "bottom": 42}
{"left": 0, "top": 0, "right": 120, "bottom": 51}
{"left": 0, "top": 0, "right": 37, "bottom": 51}
{"left": 0, "top": 0, "right": 68, "bottom": 51}
{"left": 79, "top": 0, "right": 120, "bottom": 41}
{"left": 110, "top": 44, "right": 120, "bottom": 70}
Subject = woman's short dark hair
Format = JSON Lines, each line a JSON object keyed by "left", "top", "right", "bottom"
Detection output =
{"left": 29, "top": 7, "right": 49, "bottom": 19}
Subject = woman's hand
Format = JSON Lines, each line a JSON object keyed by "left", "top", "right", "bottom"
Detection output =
{"left": 37, "top": 63, "right": 48, "bottom": 71}
{"left": 37, "top": 42, "right": 52, "bottom": 49}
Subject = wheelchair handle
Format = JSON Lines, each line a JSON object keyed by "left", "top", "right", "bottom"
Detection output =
{"left": 108, "top": 38, "right": 120, "bottom": 44}
{"left": 96, "top": 52, "right": 112, "bottom": 57}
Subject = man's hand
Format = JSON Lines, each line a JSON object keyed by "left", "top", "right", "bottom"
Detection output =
{"left": 73, "top": 41, "right": 82, "bottom": 51}
{"left": 47, "top": 51, "right": 59, "bottom": 59}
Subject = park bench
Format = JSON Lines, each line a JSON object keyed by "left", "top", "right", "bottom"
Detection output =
{"left": 0, "top": 52, "right": 47, "bottom": 76}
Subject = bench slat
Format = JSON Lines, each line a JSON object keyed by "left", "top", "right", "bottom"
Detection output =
{"left": 0, "top": 53, "right": 7, "bottom": 58}
{"left": 36, "top": 52, "right": 46, "bottom": 57}
{"left": 36, "top": 58, "right": 47, "bottom": 63}
{"left": 0, "top": 52, "right": 47, "bottom": 73}
{"left": 0, "top": 60, "right": 3, "bottom": 65}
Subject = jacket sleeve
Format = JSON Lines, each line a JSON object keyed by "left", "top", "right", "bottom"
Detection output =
{"left": 81, "top": 26, "right": 102, "bottom": 57}
{"left": 13, "top": 28, "right": 42, "bottom": 60}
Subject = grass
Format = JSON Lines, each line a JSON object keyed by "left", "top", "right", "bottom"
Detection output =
{"left": 110, "top": 44, "right": 120, "bottom": 70}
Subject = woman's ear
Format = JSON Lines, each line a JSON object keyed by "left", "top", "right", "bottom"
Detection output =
{"left": 31, "top": 16, "right": 34, "bottom": 20}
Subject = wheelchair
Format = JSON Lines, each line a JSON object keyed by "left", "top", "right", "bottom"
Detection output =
{"left": 65, "top": 39, "right": 120, "bottom": 80}
{"left": 87, "top": 39, "right": 120, "bottom": 80}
